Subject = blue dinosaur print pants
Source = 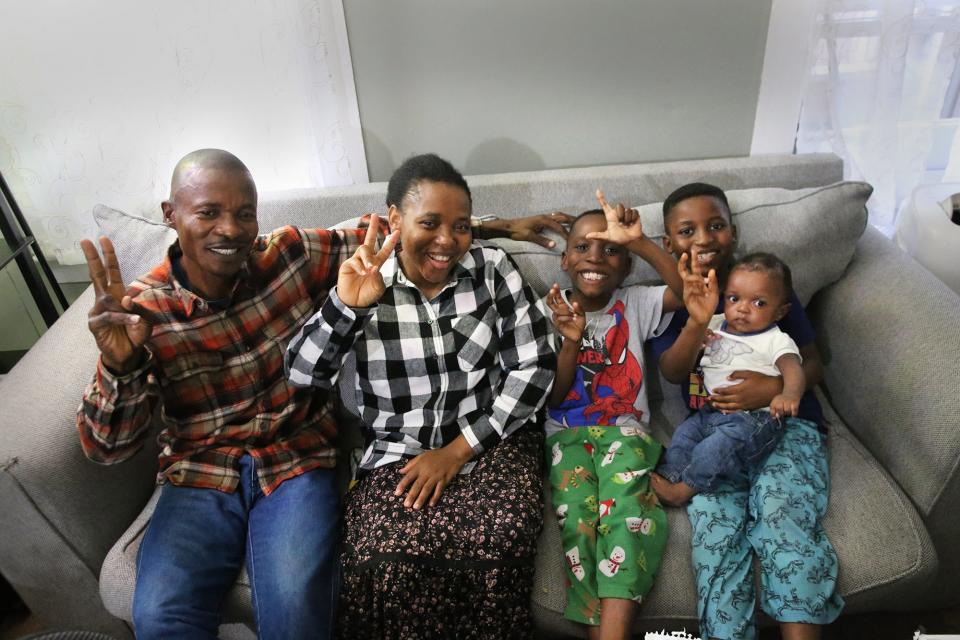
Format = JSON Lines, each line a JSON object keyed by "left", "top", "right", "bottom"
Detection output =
{"left": 687, "top": 419, "right": 844, "bottom": 640}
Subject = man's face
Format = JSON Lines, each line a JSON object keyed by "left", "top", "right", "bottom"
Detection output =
{"left": 161, "top": 167, "right": 258, "bottom": 299}
{"left": 663, "top": 195, "right": 737, "bottom": 278}
{"left": 561, "top": 214, "right": 631, "bottom": 311}
{"left": 387, "top": 180, "right": 473, "bottom": 300}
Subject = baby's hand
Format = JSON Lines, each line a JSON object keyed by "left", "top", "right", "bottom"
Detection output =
{"left": 547, "top": 283, "right": 585, "bottom": 343}
{"left": 769, "top": 393, "right": 800, "bottom": 419}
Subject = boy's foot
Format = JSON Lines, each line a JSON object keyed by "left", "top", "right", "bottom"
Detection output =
{"left": 650, "top": 473, "right": 697, "bottom": 507}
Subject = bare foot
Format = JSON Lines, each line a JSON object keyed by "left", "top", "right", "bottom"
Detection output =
{"left": 650, "top": 473, "right": 697, "bottom": 507}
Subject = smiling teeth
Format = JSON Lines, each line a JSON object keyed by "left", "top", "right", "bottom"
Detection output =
{"left": 696, "top": 252, "right": 716, "bottom": 263}
{"left": 428, "top": 254, "right": 451, "bottom": 262}
{"left": 581, "top": 272, "right": 607, "bottom": 281}
{"left": 210, "top": 247, "right": 239, "bottom": 255}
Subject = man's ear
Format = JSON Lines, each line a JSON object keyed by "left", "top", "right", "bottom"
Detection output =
{"left": 161, "top": 201, "right": 175, "bottom": 226}
{"left": 387, "top": 204, "right": 402, "bottom": 233}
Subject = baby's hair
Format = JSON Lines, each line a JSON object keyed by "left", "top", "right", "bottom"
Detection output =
{"left": 730, "top": 252, "right": 794, "bottom": 303}
{"left": 386, "top": 153, "right": 472, "bottom": 211}
{"left": 662, "top": 182, "right": 731, "bottom": 222}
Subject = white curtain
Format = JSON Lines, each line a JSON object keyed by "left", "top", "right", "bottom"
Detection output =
{"left": 796, "top": 0, "right": 960, "bottom": 232}
{"left": 0, "top": 0, "right": 366, "bottom": 265}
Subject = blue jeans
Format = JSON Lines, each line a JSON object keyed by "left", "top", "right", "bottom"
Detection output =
{"left": 658, "top": 405, "right": 783, "bottom": 492}
{"left": 132, "top": 456, "right": 340, "bottom": 640}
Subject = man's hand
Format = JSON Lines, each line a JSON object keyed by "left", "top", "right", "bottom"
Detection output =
{"left": 679, "top": 250, "right": 718, "bottom": 327}
{"left": 479, "top": 212, "right": 574, "bottom": 249}
{"left": 337, "top": 214, "right": 399, "bottom": 308}
{"left": 394, "top": 436, "right": 473, "bottom": 509}
{"left": 709, "top": 370, "right": 783, "bottom": 413}
{"left": 81, "top": 237, "right": 154, "bottom": 374}
{"left": 546, "top": 284, "right": 585, "bottom": 343}
{"left": 586, "top": 189, "right": 644, "bottom": 246}
{"left": 769, "top": 393, "right": 800, "bottom": 419}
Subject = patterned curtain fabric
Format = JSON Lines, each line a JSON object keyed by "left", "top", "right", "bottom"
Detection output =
{"left": 0, "top": 0, "right": 365, "bottom": 265}
{"left": 796, "top": 0, "right": 960, "bottom": 232}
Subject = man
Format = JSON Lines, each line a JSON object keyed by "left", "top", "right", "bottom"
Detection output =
{"left": 77, "top": 148, "right": 571, "bottom": 640}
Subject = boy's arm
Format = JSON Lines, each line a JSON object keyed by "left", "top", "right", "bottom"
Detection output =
{"left": 550, "top": 338, "right": 580, "bottom": 407}
{"left": 475, "top": 212, "right": 575, "bottom": 249}
{"left": 658, "top": 252, "right": 719, "bottom": 383}
{"left": 625, "top": 235, "right": 683, "bottom": 311}
{"left": 770, "top": 353, "right": 804, "bottom": 418}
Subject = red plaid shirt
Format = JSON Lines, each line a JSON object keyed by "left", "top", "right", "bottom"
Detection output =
{"left": 77, "top": 225, "right": 364, "bottom": 495}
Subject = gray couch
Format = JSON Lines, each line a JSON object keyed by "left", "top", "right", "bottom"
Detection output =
{"left": 2, "top": 153, "right": 958, "bottom": 638}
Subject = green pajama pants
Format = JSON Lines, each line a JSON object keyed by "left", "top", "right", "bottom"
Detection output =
{"left": 546, "top": 425, "right": 668, "bottom": 625}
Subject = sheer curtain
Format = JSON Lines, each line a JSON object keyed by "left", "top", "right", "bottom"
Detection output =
{"left": 0, "top": 0, "right": 366, "bottom": 265}
{"left": 796, "top": 0, "right": 960, "bottom": 232}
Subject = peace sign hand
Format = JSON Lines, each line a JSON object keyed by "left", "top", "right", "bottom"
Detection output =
{"left": 678, "top": 248, "right": 719, "bottom": 327}
{"left": 81, "top": 237, "right": 154, "bottom": 374}
{"left": 546, "top": 283, "right": 586, "bottom": 343}
{"left": 586, "top": 189, "right": 644, "bottom": 246}
{"left": 338, "top": 214, "right": 399, "bottom": 308}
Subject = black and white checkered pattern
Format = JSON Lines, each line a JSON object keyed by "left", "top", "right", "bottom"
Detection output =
{"left": 286, "top": 242, "right": 555, "bottom": 472}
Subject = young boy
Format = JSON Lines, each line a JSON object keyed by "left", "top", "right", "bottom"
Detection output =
{"left": 544, "top": 190, "right": 682, "bottom": 640}
{"left": 648, "top": 183, "right": 843, "bottom": 640}
{"left": 652, "top": 252, "right": 804, "bottom": 507}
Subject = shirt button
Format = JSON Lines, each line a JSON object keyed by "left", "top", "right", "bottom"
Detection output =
{"left": 427, "top": 320, "right": 434, "bottom": 325}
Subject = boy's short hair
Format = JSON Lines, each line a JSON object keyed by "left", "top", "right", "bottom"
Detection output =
{"left": 730, "top": 252, "right": 794, "bottom": 303}
{"left": 567, "top": 208, "right": 605, "bottom": 237}
{"left": 662, "top": 182, "right": 731, "bottom": 222}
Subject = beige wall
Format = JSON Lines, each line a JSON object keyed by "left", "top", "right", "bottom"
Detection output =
{"left": 343, "top": 0, "right": 773, "bottom": 181}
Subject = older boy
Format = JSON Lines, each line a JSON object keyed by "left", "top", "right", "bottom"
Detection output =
{"left": 648, "top": 183, "right": 843, "bottom": 640}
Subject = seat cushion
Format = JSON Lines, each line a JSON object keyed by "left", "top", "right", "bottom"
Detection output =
{"left": 531, "top": 390, "right": 937, "bottom": 637}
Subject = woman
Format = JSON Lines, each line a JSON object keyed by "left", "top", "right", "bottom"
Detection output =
{"left": 286, "top": 153, "right": 555, "bottom": 639}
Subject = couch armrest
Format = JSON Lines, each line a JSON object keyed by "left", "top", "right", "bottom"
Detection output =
{"left": 810, "top": 226, "right": 960, "bottom": 516}
{"left": 0, "top": 285, "right": 157, "bottom": 629}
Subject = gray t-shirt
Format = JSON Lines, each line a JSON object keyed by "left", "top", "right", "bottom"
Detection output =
{"left": 545, "top": 284, "right": 666, "bottom": 436}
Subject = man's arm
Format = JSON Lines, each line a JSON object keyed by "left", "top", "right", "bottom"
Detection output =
{"left": 475, "top": 212, "right": 574, "bottom": 249}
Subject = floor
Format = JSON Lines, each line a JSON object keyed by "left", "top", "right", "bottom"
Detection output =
{"left": 3, "top": 606, "right": 960, "bottom": 640}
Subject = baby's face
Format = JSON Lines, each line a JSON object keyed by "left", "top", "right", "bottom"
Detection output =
{"left": 722, "top": 268, "right": 789, "bottom": 334}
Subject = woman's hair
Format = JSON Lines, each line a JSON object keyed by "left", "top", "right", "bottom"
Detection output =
{"left": 662, "top": 182, "right": 731, "bottom": 221}
{"left": 386, "top": 153, "right": 472, "bottom": 211}
{"left": 730, "top": 252, "right": 794, "bottom": 303}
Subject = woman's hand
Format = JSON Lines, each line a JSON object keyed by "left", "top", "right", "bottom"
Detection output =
{"left": 586, "top": 189, "right": 644, "bottom": 246}
{"left": 81, "top": 237, "right": 154, "bottom": 374}
{"left": 709, "top": 370, "right": 783, "bottom": 413}
{"left": 394, "top": 436, "right": 474, "bottom": 509}
{"left": 337, "top": 214, "right": 399, "bottom": 308}
{"left": 546, "top": 283, "right": 585, "bottom": 343}
{"left": 679, "top": 249, "right": 718, "bottom": 327}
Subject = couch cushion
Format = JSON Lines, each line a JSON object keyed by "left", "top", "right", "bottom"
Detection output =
{"left": 487, "top": 181, "right": 871, "bottom": 305}
{"left": 531, "top": 389, "right": 937, "bottom": 636}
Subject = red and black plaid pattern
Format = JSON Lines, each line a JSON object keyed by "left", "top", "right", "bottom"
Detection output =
{"left": 78, "top": 225, "right": 365, "bottom": 495}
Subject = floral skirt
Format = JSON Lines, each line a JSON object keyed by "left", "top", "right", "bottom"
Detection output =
{"left": 336, "top": 427, "right": 545, "bottom": 639}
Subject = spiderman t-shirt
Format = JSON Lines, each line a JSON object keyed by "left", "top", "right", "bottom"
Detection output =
{"left": 545, "top": 285, "right": 667, "bottom": 436}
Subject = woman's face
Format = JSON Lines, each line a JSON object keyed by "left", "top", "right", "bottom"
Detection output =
{"left": 388, "top": 180, "right": 473, "bottom": 299}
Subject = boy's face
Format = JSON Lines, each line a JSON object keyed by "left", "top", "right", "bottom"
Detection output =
{"left": 663, "top": 195, "right": 737, "bottom": 277}
{"left": 722, "top": 268, "right": 790, "bottom": 334}
{"left": 161, "top": 166, "right": 259, "bottom": 300}
{"left": 388, "top": 180, "right": 472, "bottom": 299}
{"left": 561, "top": 214, "right": 631, "bottom": 309}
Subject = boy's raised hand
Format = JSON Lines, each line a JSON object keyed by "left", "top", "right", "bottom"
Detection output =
{"left": 679, "top": 249, "right": 718, "bottom": 326}
{"left": 337, "top": 214, "right": 399, "bottom": 308}
{"left": 546, "top": 283, "right": 586, "bottom": 343}
{"left": 586, "top": 189, "right": 644, "bottom": 246}
{"left": 81, "top": 237, "right": 154, "bottom": 374}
